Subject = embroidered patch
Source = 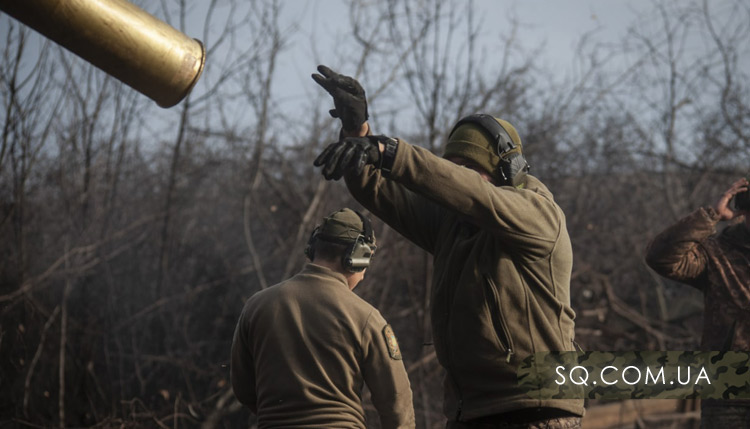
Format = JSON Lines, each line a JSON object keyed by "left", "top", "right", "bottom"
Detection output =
{"left": 382, "top": 324, "right": 402, "bottom": 360}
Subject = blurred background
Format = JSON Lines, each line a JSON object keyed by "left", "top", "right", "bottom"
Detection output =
{"left": 1, "top": 0, "right": 749, "bottom": 427}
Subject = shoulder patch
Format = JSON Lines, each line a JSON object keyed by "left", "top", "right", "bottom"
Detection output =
{"left": 382, "top": 324, "right": 402, "bottom": 360}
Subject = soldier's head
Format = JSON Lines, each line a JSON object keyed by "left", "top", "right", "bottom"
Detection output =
{"left": 444, "top": 114, "right": 529, "bottom": 187}
{"left": 304, "top": 208, "right": 377, "bottom": 289}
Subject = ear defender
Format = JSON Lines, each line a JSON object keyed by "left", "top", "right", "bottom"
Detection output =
{"left": 499, "top": 151, "right": 530, "bottom": 188}
{"left": 343, "top": 211, "right": 376, "bottom": 272}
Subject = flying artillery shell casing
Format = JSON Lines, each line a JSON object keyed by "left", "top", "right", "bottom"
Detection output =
{"left": 0, "top": 0, "right": 206, "bottom": 108}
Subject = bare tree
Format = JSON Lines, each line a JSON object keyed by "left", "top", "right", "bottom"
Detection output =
{"left": 1, "top": 0, "right": 748, "bottom": 427}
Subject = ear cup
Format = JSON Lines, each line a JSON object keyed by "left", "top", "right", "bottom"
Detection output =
{"left": 498, "top": 152, "right": 529, "bottom": 188}
{"left": 343, "top": 236, "right": 373, "bottom": 272}
{"left": 341, "top": 210, "right": 375, "bottom": 272}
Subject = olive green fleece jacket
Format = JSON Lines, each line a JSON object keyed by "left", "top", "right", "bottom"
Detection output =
{"left": 231, "top": 263, "right": 415, "bottom": 429}
{"left": 344, "top": 139, "right": 584, "bottom": 420}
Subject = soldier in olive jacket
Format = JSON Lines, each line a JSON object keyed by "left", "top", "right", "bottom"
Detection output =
{"left": 231, "top": 208, "right": 415, "bottom": 429}
{"left": 313, "top": 65, "right": 583, "bottom": 428}
{"left": 646, "top": 177, "right": 750, "bottom": 428}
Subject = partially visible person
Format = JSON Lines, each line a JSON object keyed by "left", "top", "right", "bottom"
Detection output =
{"left": 646, "top": 177, "right": 750, "bottom": 428}
{"left": 312, "top": 65, "right": 584, "bottom": 429}
{"left": 231, "top": 208, "right": 415, "bottom": 429}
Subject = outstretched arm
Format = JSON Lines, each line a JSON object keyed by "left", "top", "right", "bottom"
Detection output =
{"left": 384, "top": 140, "right": 563, "bottom": 253}
{"left": 318, "top": 133, "right": 562, "bottom": 256}
{"left": 344, "top": 158, "right": 443, "bottom": 254}
{"left": 312, "top": 67, "right": 443, "bottom": 252}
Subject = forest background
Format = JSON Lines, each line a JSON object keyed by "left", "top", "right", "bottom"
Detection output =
{"left": 1, "top": 0, "right": 749, "bottom": 427}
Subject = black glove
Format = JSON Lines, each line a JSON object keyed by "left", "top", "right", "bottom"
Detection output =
{"left": 314, "top": 136, "right": 382, "bottom": 180}
{"left": 312, "top": 65, "right": 368, "bottom": 132}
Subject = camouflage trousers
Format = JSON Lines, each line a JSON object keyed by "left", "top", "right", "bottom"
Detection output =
{"left": 700, "top": 403, "right": 750, "bottom": 429}
{"left": 446, "top": 416, "right": 581, "bottom": 429}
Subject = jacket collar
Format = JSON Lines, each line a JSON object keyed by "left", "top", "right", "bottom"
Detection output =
{"left": 300, "top": 263, "right": 350, "bottom": 288}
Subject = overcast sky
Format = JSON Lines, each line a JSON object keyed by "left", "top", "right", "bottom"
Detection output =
{"left": 272, "top": 0, "right": 657, "bottom": 109}
{"left": 3, "top": 0, "right": 743, "bottom": 135}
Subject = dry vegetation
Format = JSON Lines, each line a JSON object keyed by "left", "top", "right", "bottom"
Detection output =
{"left": 1, "top": 0, "right": 749, "bottom": 427}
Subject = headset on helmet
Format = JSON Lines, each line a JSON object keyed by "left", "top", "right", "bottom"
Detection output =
{"left": 449, "top": 114, "right": 530, "bottom": 187}
{"left": 304, "top": 210, "right": 376, "bottom": 272}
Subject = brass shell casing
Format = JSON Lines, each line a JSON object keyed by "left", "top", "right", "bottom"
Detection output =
{"left": 0, "top": 0, "right": 206, "bottom": 108}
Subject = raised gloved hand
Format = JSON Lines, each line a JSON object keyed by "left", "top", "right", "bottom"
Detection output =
{"left": 312, "top": 65, "right": 368, "bottom": 133}
{"left": 314, "top": 136, "right": 382, "bottom": 180}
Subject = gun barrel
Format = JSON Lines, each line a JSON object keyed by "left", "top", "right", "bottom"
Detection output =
{"left": 0, "top": 0, "right": 205, "bottom": 108}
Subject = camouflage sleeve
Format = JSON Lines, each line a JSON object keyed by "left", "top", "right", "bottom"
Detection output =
{"left": 645, "top": 207, "right": 718, "bottom": 289}
{"left": 360, "top": 311, "right": 416, "bottom": 429}
{"left": 344, "top": 159, "right": 442, "bottom": 254}
{"left": 367, "top": 139, "right": 563, "bottom": 257}
{"left": 230, "top": 311, "right": 258, "bottom": 413}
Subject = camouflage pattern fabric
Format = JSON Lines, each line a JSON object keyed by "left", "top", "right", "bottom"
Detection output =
{"left": 517, "top": 351, "right": 750, "bottom": 400}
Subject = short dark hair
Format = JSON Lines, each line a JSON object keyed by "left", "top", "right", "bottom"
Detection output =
{"left": 309, "top": 239, "right": 349, "bottom": 263}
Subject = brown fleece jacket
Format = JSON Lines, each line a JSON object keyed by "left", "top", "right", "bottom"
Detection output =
{"left": 344, "top": 139, "right": 584, "bottom": 420}
{"left": 231, "top": 263, "right": 415, "bottom": 429}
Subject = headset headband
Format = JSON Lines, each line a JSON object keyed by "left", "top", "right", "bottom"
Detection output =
{"left": 449, "top": 113, "right": 517, "bottom": 157}
{"left": 353, "top": 210, "right": 374, "bottom": 245}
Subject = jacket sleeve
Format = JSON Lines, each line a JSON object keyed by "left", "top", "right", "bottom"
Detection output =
{"left": 348, "top": 139, "right": 563, "bottom": 257}
{"left": 230, "top": 310, "right": 258, "bottom": 413}
{"left": 645, "top": 207, "right": 718, "bottom": 289}
{"left": 344, "top": 155, "right": 442, "bottom": 254}
{"left": 361, "top": 311, "right": 415, "bottom": 429}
